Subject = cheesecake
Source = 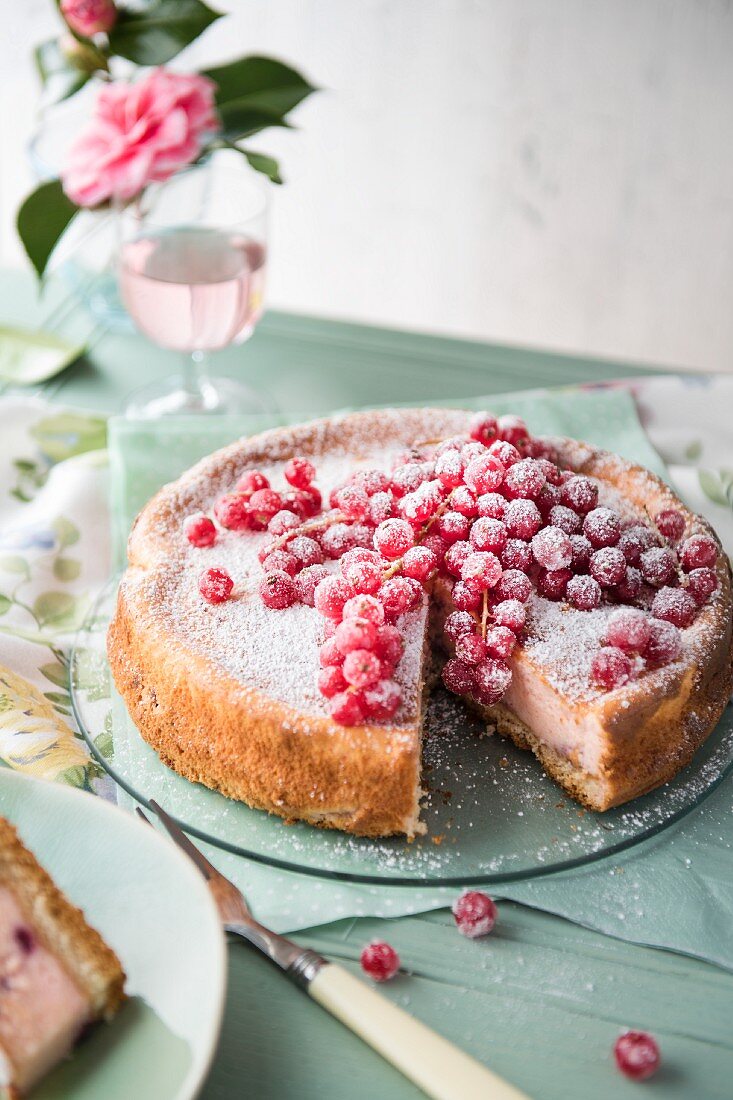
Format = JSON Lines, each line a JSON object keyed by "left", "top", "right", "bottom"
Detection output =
{"left": 0, "top": 817, "right": 125, "bottom": 1096}
{"left": 108, "top": 408, "right": 733, "bottom": 837}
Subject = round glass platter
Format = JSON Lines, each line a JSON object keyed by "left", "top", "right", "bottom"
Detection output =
{"left": 71, "top": 578, "right": 733, "bottom": 887}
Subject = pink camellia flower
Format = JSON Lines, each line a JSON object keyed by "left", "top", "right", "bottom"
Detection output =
{"left": 61, "top": 0, "right": 118, "bottom": 36}
{"left": 61, "top": 69, "right": 219, "bottom": 207}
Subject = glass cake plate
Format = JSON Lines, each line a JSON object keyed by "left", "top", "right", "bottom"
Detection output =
{"left": 71, "top": 578, "right": 733, "bottom": 887}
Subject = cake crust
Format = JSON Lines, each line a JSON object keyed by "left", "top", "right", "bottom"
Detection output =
{"left": 108, "top": 408, "right": 733, "bottom": 835}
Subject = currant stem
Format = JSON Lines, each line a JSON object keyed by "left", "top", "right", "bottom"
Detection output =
{"left": 380, "top": 487, "right": 458, "bottom": 582}
{"left": 481, "top": 590, "right": 489, "bottom": 639}
{"left": 269, "top": 510, "right": 348, "bottom": 552}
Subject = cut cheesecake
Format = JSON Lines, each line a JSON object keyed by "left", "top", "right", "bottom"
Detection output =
{"left": 0, "top": 817, "right": 125, "bottom": 1097}
{"left": 108, "top": 408, "right": 733, "bottom": 837}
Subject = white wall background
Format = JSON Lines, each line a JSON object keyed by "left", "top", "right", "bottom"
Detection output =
{"left": 2, "top": 0, "right": 732, "bottom": 370}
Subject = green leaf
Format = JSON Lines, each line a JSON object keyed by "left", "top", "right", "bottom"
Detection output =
{"left": 34, "top": 591, "right": 76, "bottom": 627}
{"left": 32, "top": 591, "right": 91, "bottom": 633}
{"left": 0, "top": 556, "right": 29, "bottom": 577}
{"left": 40, "top": 661, "right": 69, "bottom": 689}
{"left": 59, "top": 765, "right": 87, "bottom": 788}
{"left": 109, "top": 0, "right": 222, "bottom": 65}
{"left": 685, "top": 440, "right": 702, "bottom": 461}
{"left": 239, "top": 149, "right": 283, "bottom": 185}
{"left": 698, "top": 469, "right": 729, "bottom": 508}
{"left": 44, "top": 691, "right": 72, "bottom": 708}
{"left": 94, "top": 730, "right": 114, "bottom": 759}
{"left": 0, "top": 595, "right": 11, "bottom": 617}
{"left": 53, "top": 557, "right": 81, "bottom": 582}
{"left": 52, "top": 517, "right": 80, "bottom": 550}
{"left": 30, "top": 413, "right": 107, "bottom": 463}
{"left": 0, "top": 326, "right": 85, "bottom": 386}
{"left": 217, "top": 108, "right": 292, "bottom": 144}
{"left": 16, "top": 180, "right": 79, "bottom": 280}
{"left": 203, "top": 55, "right": 316, "bottom": 118}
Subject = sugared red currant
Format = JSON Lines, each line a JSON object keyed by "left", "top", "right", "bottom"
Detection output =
{"left": 185, "top": 514, "right": 217, "bottom": 547}
{"left": 680, "top": 534, "right": 717, "bottom": 571}
{"left": 590, "top": 646, "right": 632, "bottom": 690}
{"left": 452, "top": 890, "right": 497, "bottom": 938}
{"left": 566, "top": 574, "right": 602, "bottom": 610}
{"left": 532, "top": 525, "right": 572, "bottom": 571}
{"left": 604, "top": 608, "right": 651, "bottom": 652}
{"left": 260, "top": 570, "right": 296, "bottom": 609}
{"left": 199, "top": 567, "right": 234, "bottom": 604}
{"left": 651, "top": 586, "right": 696, "bottom": 628}
{"left": 614, "top": 1031, "right": 660, "bottom": 1082}
{"left": 374, "top": 518, "right": 414, "bottom": 560}
{"left": 360, "top": 941, "right": 400, "bottom": 982}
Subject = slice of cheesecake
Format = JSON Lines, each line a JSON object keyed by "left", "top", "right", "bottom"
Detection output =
{"left": 0, "top": 817, "right": 125, "bottom": 1097}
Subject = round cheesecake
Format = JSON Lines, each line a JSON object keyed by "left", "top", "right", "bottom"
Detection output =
{"left": 107, "top": 408, "right": 733, "bottom": 837}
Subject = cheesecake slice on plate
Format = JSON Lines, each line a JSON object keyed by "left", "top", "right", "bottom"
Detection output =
{"left": 0, "top": 817, "right": 125, "bottom": 1097}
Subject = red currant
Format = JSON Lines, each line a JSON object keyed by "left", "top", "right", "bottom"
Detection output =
{"left": 363, "top": 679, "right": 402, "bottom": 720}
{"left": 314, "top": 575, "right": 355, "bottom": 619}
{"left": 185, "top": 514, "right": 217, "bottom": 547}
{"left": 644, "top": 618, "right": 682, "bottom": 665}
{"left": 560, "top": 476, "right": 598, "bottom": 514}
{"left": 651, "top": 586, "right": 696, "bottom": 628}
{"left": 604, "top": 608, "right": 651, "bottom": 652}
{"left": 532, "top": 526, "right": 572, "bottom": 571}
{"left": 452, "top": 890, "right": 497, "bottom": 938}
{"left": 360, "top": 941, "right": 400, "bottom": 982}
{"left": 343, "top": 649, "right": 382, "bottom": 688}
{"left": 214, "top": 493, "right": 250, "bottom": 531}
{"left": 402, "top": 545, "right": 438, "bottom": 582}
{"left": 566, "top": 574, "right": 602, "bottom": 610}
{"left": 235, "top": 470, "right": 269, "bottom": 497}
{"left": 330, "top": 691, "right": 365, "bottom": 725}
{"left": 655, "top": 508, "right": 685, "bottom": 541}
{"left": 590, "top": 646, "right": 632, "bottom": 690}
{"left": 680, "top": 534, "right": 717, "bottom": 571}
{"left": 294, "top": 564, "right": 330, "bottom": 606}
{"left": 199, "top": 567, "right": 234, "bottom": 604}
{"left": 442, "top": 658, "right": 475, "bottom": 694}
{"left": 686, "top": 567, "right": 718, "bottom": 605}
{"left": 469, "top": 412, "right": 499, "bottom": 444}
{"left": 583, "top": 507, "right": 621, "bottom": 548}
{"left": 374, "top": 518, "right": 414, "bottom": 560}
{"left": 470, "top": 517, "right": 508, "bottom": 554}
{"left": 614, "top": 1031, "right": 660, "bottom": 1082}
{"left": 492, "top": 599, "right": 526, "bottom": 633}
{"left": 260, "top": 570, "right": 296, "bottom": 609}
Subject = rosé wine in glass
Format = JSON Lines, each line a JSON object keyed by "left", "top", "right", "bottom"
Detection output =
{"left": 120, "top": 226, "right": 267, "bottom": 352}
{"left": 118, "top": 153, "right": 271, "bottom": 418}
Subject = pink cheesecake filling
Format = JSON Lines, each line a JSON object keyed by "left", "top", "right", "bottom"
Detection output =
{"left": 0, "top": 887, "right": 91, "bottom": 1094}
{"left": 504, "top": 657, "right": 607, "bottom": 775}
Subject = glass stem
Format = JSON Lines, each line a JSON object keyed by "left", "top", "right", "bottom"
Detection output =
{"left": 182, "top": 350, "right": 207, "bottom": 403}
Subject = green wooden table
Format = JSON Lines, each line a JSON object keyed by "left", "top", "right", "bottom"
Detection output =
{"left": 4, "top": 269, "right": 731, "bottom": 1100}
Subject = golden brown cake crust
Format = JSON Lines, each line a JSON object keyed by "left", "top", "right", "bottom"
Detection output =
{"left": 108, "top": 408, "right": 733, "bottom": 834}
{"left": 0, "top": 817, "right": 126, "bottom": 1019}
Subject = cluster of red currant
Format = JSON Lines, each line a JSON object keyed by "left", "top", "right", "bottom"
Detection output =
{"left": 187, "top": 412, "right": 719, "bottom": 723}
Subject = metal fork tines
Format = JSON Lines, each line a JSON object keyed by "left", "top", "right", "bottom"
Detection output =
{"left": 136, "top": 802, "right": 324, "bottom": 984}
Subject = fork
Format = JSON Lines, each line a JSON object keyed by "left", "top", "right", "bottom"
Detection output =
{"left": 137, "top": 800, "right": 530, "bottom": 1100}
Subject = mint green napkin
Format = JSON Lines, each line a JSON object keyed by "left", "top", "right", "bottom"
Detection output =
{"left": 107, "top": 387, "right": 733, "bottom": 970}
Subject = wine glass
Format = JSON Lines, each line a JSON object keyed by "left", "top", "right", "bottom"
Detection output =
{"left": 118, "top": 151, "right": 272, "bottom": 418}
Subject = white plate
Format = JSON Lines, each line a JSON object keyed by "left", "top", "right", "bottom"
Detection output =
{"left": 0, "top": 769, "right": 226, "bottom": 1100}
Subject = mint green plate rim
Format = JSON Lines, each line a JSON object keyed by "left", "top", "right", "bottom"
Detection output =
{"left": 71, "top": 577, "right": 733, "bottom": 889}
{"left": 0, "top": 768, "right": 227, "bottom": 1100}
